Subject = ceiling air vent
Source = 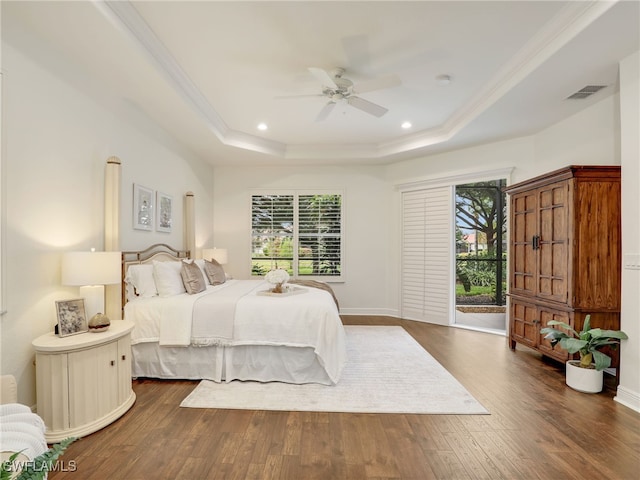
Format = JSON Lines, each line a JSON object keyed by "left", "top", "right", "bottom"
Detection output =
{"left": 566, "top": 85, "right": 607, "bottom": 100}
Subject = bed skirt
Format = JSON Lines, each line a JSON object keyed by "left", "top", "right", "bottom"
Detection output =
{"left": 131, "top": 342, "right": 334, "bottom": 385}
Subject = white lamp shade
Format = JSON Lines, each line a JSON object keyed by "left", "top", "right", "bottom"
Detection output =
{"left": 61, "top": 251, "right": 121, "bottom": 286}
{"left": 203, "top": 248, "right": 227, "bottom": 265}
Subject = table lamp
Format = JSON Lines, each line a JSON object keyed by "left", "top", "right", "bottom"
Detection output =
{"left": 61, "top": 249, "right": 121, "bottom": 330}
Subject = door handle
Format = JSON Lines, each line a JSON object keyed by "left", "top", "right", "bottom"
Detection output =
{"left": 532, "top": 235, "right": 540, "bottom": 250}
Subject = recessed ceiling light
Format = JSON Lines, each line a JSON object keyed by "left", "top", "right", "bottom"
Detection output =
{"left": 435, "top": 74, "right": 452, "bottom": 86}
{"left": 401, "top": 121, "right": 412, "bottom": 129}
{"left": 257, "top": 123, "right": 268, "bottom": 131}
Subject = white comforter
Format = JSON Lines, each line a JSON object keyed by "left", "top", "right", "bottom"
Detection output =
{"left": 124, "top": 280, "right": 347, "bottom": 383}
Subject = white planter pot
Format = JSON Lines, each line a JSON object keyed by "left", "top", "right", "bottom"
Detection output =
{"left": 565, "top": 360, "right": 603, "bottom": 393}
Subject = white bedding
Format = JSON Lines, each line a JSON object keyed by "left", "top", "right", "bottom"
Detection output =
{"left": 124, "top": 279, "right": 347, "bottom": 384}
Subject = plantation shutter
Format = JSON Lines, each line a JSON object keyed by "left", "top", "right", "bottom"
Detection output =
{"left": 401, "top": 186, "right": 452, "bottom": 325}
{"left": 251, "top": 195, "right": 294, "bottom": 271}
{"left": 298, "top": 194, "right": 342, "bottom": 277}
{"left": 251, "top": 192, "right": 343, "bottom": 279}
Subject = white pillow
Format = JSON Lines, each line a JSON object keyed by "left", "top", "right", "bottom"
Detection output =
{"left": 153, "top": 261, "right": 186, "bottom": 297}
{"left": 125, "top": 264, "right": 157, "bottom": 298}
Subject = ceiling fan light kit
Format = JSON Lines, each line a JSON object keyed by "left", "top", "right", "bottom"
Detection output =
{"left": 280, "top": 67, "right": 401, "bottom": 122}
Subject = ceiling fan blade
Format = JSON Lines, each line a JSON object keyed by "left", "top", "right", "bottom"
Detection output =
{"left": 308, "top": 67, "right": 338, "bottom": 89}
{"left": 315, "top": 101, "right": 336, "bottom": 122}
{"left": 353, "top": 74, "right": 401, "bottom": 94}
{"left": 347, "top": 96, "right": 388, "bottom": 117}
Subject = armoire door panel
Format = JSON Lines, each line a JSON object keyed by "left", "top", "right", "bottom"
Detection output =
{"left": 509, "top": 298, "right": 538, "bottom": 348}
{"left": 510, "top": 191, "right": 537, "bottom": 297}
{"left": 537, "top": 181, "right": 568, "bottom": 303}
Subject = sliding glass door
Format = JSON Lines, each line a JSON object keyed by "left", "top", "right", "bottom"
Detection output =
{"left": 454, "top": 179, "right": 507, "bottom": 333}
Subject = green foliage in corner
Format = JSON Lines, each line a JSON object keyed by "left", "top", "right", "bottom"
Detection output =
{"left": 1, "top": 437, "right": 77, "bottom": 480}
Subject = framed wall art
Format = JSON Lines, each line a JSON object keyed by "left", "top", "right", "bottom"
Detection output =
{"left": 56, "top": 298, "right": 88, "bottom": 337}
{"left": 156, "top": 191, "right": 173, "bottom": 233}
{"left": 133, "top": 183, "right": 154, "bottom": 231}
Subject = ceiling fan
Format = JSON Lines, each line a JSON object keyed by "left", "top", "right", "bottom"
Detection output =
{"left": 279, "top": 67, "right": 401, "bottom": 121}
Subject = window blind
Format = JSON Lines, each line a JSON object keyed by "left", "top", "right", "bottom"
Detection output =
{"left": 251, "top": 192, "right": 342, "bottom": 279}
{"left": 297, "top": 194, "right": 342, "bottom": 277}
{"left": 401, "top": 187, "right": 452, "bottom": 325}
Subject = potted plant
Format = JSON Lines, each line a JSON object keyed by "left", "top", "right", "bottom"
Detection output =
{"left": 540, "top": 315, "right": 628, "bottom": 393}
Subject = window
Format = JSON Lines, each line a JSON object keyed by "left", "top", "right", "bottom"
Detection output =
{"left": 251, "top": 192, "right": 343, "bottom": 280}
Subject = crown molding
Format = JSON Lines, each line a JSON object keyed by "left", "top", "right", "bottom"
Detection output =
{"left": 94, "top": 0, "right": 615, "bottom": 161}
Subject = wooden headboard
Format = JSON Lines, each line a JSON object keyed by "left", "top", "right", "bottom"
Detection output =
{"left": 121, "top": 244, "right": 190, "bottom": 310}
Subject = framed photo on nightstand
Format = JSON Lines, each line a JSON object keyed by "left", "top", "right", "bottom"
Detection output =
{"left": 56, "top": 298, "right": 88, "bottom": 337}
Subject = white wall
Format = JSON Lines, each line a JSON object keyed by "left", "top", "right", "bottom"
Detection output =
{"left": 212, "top": 165, "right": 396, "bottom": 315}
{"left": 1, "top": 44, "right": 214, "bottom": 406}
{"left": 616, "top": 50, "right": 640, "bottom": 411}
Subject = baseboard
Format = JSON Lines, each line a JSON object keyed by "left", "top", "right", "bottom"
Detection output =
{"left": 339, "top": 308, "right": 399, "bottom": 317}
{"left": 614, "top": 385, "right": 640, "bottom": 413}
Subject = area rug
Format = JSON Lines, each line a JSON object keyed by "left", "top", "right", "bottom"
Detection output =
{"left": 180, "top": 326, "right": 489, "bottom": 414}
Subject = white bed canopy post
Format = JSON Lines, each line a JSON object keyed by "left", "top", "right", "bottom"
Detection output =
{"left": 185, "top": 191, "right": 195, "bottom": 258}
{"left": 104, "top": 156, "right": 121, "bottom": 319}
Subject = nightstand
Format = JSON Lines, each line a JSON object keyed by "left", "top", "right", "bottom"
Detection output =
{"left": 32, "top": 320, "right": 136, "bottom": 442}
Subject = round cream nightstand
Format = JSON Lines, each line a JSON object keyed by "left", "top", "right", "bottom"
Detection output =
{"left": 32, "top": 320, "right": 136, "bottom": 442}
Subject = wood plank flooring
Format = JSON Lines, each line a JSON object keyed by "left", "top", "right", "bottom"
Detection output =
{"left": 48, "top": 316, "right": 640, "bottom": 479}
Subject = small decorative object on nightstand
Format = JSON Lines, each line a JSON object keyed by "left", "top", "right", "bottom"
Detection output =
{"left": 88, "top": 312, "right": 111, "bottom": 332}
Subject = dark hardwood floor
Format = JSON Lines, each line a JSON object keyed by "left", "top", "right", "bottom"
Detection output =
{"left": 49, "top": 316, "right": 640, "bottom": 479}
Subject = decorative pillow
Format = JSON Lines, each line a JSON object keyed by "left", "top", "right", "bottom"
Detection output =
{"left": 181, "top": 261, "right": 206, "bottom": 294}
{"left": 204, "top": 258, "right": 226, "bottom": 285}
{"left": 124, "top": 264, "right": 157, "bottom": 298}
{"left": 194, "top": 259, "right": 211, "bottom": 285}
{"left": 153, "top": 261, "right": 186, "bottom": 296}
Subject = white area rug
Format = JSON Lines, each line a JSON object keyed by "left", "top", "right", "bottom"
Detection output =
{"left": 180, "top": 326, "right": 489, "bottom": 414}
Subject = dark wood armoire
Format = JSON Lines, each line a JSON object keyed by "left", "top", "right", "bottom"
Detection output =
{"left": 504, "top": 165, "right": 621, "bottom": 371}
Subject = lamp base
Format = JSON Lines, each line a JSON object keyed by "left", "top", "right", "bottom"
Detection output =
{"left": 79, "top": 285, "right": 105, "bottom": 323}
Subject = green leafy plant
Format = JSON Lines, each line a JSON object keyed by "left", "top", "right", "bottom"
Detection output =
{"left": 541, "top": 315, "right": 628, "bottom": 371}
{"left": 1, "top": 437, "right": 77, "bottom": 480}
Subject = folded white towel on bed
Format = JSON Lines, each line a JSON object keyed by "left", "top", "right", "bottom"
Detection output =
{"left": 158, "top": 280, "right": 262, "bottom": 347}
{"left": 190, "top": 280, "right": 264, "bottom": 346}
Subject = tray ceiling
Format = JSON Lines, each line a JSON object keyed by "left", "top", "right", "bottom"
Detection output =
{"left": 2, "top": 1, "right": 638, "bottom": 165}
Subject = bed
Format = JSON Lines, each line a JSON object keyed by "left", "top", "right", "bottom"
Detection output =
{"left": 122, "top": 244, "right": 347, "bottom": 385}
